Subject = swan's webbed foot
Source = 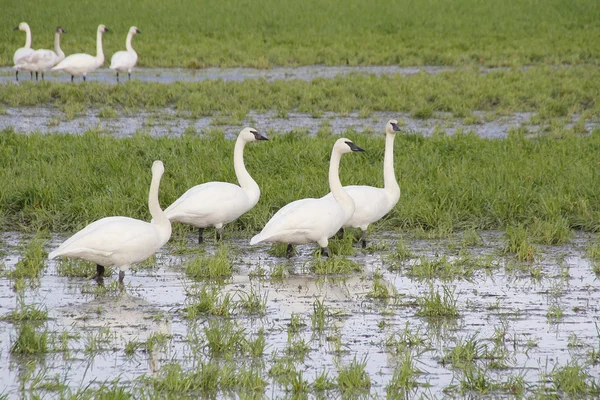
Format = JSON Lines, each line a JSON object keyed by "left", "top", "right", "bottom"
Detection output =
{"left": 118, "top": 270, "right": 125, "bottom": 283}
{"left": 321, "top": 247, "right": 330, "bottom": 257}
{"left": 336, "top": 228, "right": 344, "bottom": 240}
{"left": 198, "top": 228, "right": 204, "bottom": 244}
{"left": 286, "top": 244, "right": 294, "bottom": 258}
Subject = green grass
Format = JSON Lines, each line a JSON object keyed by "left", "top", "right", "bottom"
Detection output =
{"left": 308, "top": 256, "right": 362, "bottom": 275}
{"left": 184, "top": 285, "right": 234, "bottom": 318}
{"left": 416, "top": 285, "right": 459, "bottom": 318}
{"left": 2, "top": 67, "right": 600, "bottom": 120}
{"left": 8, "top": 234, "right": 47, "bottom": 279}
{"left": 552, "top": 362, "right": 600, "bottom": 396}
{"left": 386, "top": 352, "right": 422, "bottom": 397}
{"left": 0, "top": 129, "right": 599, "bottom": 235}
{"left": 10, "top": 323, "right": 49, "bottom": 354}
{"left": 185, "top": 246, "right": 234, "bottom": 280}
{"left": 337, "top": 356, "right": 371, "bottom": 394}
{"left": 1, "top": 298, "right": 48, "bottom": 322}
{"left": 3, "top": 0, "right": 599, "bottom": 68}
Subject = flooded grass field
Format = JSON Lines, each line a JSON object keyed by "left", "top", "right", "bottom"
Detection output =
{"left": 1, "top": 230, "right": 599, "bottom": 398}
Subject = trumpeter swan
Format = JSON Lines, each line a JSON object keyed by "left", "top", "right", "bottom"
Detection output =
{"left": 13, "top": 22, "right": 35, "bottom": 81}
{"left": 164, "top": 127, "right": 268, "bottom": 243}
{"left": 48, "top": 160, "right": 172, "bottom": 283}
{"left": 250, "top": 138, "right": 365, "bottom": 257}
{"left": 324, "top": 120, "right": 402, "bottom": 248}
{"left": 20, "top": 27, "right": 66, "bottom": 81}
{"left": 110, "top": 26, "right": 141, "bottom": 82}
{"left": 51, "top": 24, "right": 110, "bottom": 82}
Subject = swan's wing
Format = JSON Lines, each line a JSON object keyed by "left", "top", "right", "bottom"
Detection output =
{"left": 110, "top": 51, "right": 137, "bottom": 70}
{"left": 13, "top": 48, "right": 35, "bottom": 65}
{"left": 49, "top": 216, "right": 154, "bottom": 258}
{"left": 164, "top": 182, "right": 245, "bottom": 221}
{"left": 24, "top": 49, "right": 55, "bottom": 64}
{"left": 52, "top": 54, "right": 95, "bottom": 70}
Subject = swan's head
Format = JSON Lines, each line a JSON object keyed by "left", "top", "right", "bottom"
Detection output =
{"left": 130, "top": 26, "right": 141, "bottom": 35}
{"left": 56, "top": 27, "right": 66, "bottom": 35}
{"left": 334, "top": 138, "right": 365, "bottom": 154}
{"left": 98, "top": 24, "right": 110, "bottom": 34}
{"left": 13, "top": 22, "right": 29, "bottom": 32}
{"left": 240, "top": 127, "right": 268, "bottom": 142}
{"left": 386, "top": 119, "right": 402, "bottom": 135}
{"left": 152, "top": 160, "right": 165, "bottom": 176}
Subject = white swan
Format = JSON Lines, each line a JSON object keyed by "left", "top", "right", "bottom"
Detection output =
{"left": 48, "top": 160, "right": 172, "bottom": 283}
{"left": 250, "top": 138, "right": 365, "bottom": 257}
{"left": 13, "top": 22, "right": 35, "bottom": 81}
{"left": 109, "top": 26, "right": 141, "bottom": 82}
{"left": 51, "top": 24, "right": 109, "bottom": 82}
{"left": 324, "top": 120, "right": 402, "bottom": 248}
{"left": 164, "top": 127, "right": 268, "bottom": 243}
{"left": 20, "top": 27, "right": 66, "bottom": 81}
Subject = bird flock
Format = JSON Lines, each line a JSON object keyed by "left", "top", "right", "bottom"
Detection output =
{"left": 48, "top": 121, "right": 402, "bottom": 283}
{"left": 12, "top": 22, "right": 140, "bottom": 82}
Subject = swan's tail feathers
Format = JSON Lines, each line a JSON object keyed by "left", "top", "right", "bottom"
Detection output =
{"left": 250, "top": 234, "right": 264, "bottom": 246}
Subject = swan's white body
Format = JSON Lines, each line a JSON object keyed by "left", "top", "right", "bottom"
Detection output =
{"left": 52, "top": 24, "right": 109, "bottom": 81}
{"left": 250, "top": 138, "right": 364, "bottom": 251}
{"left": 164, "top": 128, "right": 268, "bottom": 240}
{"left": 110, "top": 26, "right": 140, "bottom": 81}
{"left": 19, "top": 27, "right": 66, "bottom": 80}
{"left": 48, "top": 161, "right": 171, "bottom": 281}
{"left": 323, "top": 120, "right": 401, "bottom": 245}
{"left": 13, "top": 22, "right": 35, "bottom": 80}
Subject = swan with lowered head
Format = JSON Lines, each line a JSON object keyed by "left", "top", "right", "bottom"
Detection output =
{"left": 51, "top": 24, "right": 110, "bottom": 82}
{"left": 13, "top": 22, "right": 35, "bottom": 81}
{"left": 19, "top": 27, "right": 66, "bottom": 81}
{"left": 164, "top": 127, "right": 268, "bottom": 243}
{"left": 48, "top": 160, "right": 172, "bottom": 283}
{"left": 250, "top": 137, "right": 365, "bottom": 257}
{"left": 325, "top": 120, "right": 402, "bottom": 248}
{"left": 110, "top": 26, "right": 141, "bottom": 82}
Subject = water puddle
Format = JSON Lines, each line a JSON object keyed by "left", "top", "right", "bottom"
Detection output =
{"left": 1, "top": 231, "right": 599, "bottom": 397}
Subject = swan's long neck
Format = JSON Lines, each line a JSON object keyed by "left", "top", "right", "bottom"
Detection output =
{"left": 54, "top": 32, "right": 64, "bottom": 58}
{"left": 383, "top": 133, "right": 400, "bottom": 201}
{"left": 24, "top": 26, "right": 32, "bottom": 48}
{"left": 149, "top": 171, "right": 171, "bottom": 232}
{"left": 125, "top": 32, "right": 135, "bottom": 52}
{"left": 234, "top": 136, "right": 260, "bottom": 206}
{"left": 329, "top": 149, "right": 355, "bottom": 216}
{"left": 96, "top": 29, "right": 104, "bottom": 64}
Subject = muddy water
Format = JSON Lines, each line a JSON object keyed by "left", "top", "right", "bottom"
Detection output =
{"left": 2, "top": 107, "right": 597, "bottom": 138}
{"left": 0, "top": 65, "right": 488, "bottom": 85}
{"left": 1, "top": 231, "right": 599, "bottom": 397}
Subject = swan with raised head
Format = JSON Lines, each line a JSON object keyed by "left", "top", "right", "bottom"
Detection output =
{"left": 325, "top": 120, "right": 402, "bottom": 248}
{"left": 110, "top": 26, "right": 141, "bottom": 82}
{"left": 250, "top": 138, "right": 365, "bottom": 257}
{"left": 20, "top": 27, "right": 66, "bottom": 81}
{"left": 13, "top": 22, "right": 35, "bottom": 81}
{"left": 164, "top": 127, "right": 268, "bottom": 243}
{"left": 51, "top": 24, "right": 109, "bottom": 82}
{"left": 48, "top": 160, "right": 172, "bottom": 283}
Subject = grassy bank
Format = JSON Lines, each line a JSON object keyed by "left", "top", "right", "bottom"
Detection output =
{"left": 1, "top": 66, "right": 600, "bottom": 119}
{"left": 0, "top": 128, "right": 598, "bottom": 234}
{"left": 2, "top": 0, "right": 599, "bottom": 68}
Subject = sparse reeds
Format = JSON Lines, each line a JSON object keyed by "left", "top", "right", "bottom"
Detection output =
{"left": 337, "top": 356, "right": 371, "bottom": 394}
{"left": 416, "top": 285, "right": 459, "bottom": 318}
{"left": 185, "top": 246, "right": 234, "bottom": 280}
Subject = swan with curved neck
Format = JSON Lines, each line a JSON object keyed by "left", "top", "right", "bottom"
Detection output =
{"left": 325, "top": 120, "right": 401, "bottom": 247}
{"left": 164, "top": 127, "right": 268, "bottom": 243}
{"left": 250, "top": 138, "right": 365, "bottom": 257}
{"left": 48, "top": 160, "right": 172, "bottom": 283}
{"left": 13, "top": 22, "right": 35, "bottom": 81}
{"left": 51, "top": 24, "right": 109, "bottom": 82}
{"left": 110, "top": 26, "right": 141, "bottom": 82}
{"left": 20, "top": 27, "right": 66, "bottom": 81}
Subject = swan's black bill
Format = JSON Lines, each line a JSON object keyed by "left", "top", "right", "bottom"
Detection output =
{"left": 13, "top": 27, "right": 19, "bottom": 31}
{"left": 345, "top": 141, "right": 365, "bottom": 152}
{"left": 136, "top": 29, "right": 142, "bottom": 34}
{"left": 391, "top": 122, "right": 402, "bottom": 132}
{"left": 105, "top": 27, "right": 111, "bottom": 32}
{"left": 253, "top": 132, "right": 269, "bottom": 141}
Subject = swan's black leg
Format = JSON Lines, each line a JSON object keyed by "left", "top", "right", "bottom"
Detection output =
{"left": 35, "top": 71, "right": 38, "bottom": 81}
{"left": 118, "top": 270, "right": 125, "bottom": 283}
{"left": 116, "top": 72, "right": 119, "bottom": 83}
{"left": 71, "top": 75, "right": 74, "bottom": 83}
{"left": 15, "top": 70, "right": 18, "bottom": 82}
{"left": 93, "top": 264, "right": 105, "bottom": 284}
{"left": 216, "top": 229, "right": 223, "bottom": 241}
{"left": 286, "top": 244, "right": 294, "bottom": 258}
{"left": 30, "top": 71, "right": 33, "bottom": 80}
{"left": 128, "top": 72, "right": 131, "bottom": 80}
{"left": 198, "top": 228, "right": 204, "bottom": 244}
{"left": 360, "top": 230, "right": 367, "bottom": 249}
{"left": 336, "top": 228, "right": 344, "bottom": 240}
{"left": 321, "top": 247, "right": 330, "bottom": 257}
{"left": 41, "top": 72, "right": 45, "bottom": 81}
{"left": 83, "top": 76, "right": 86, "bottom": 82}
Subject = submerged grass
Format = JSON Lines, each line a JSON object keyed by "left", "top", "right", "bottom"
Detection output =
{"left": 0, "top": 129, "right": 599, "bottom": 235}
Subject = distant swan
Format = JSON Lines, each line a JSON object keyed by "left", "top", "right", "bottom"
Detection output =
{"left": 250, "top": 138, "right": 365, "bottom": 257}
{"left": 164, "top": 127, "right": 268, "bottom": 243}
{"left": 110, "top": 26, "right": 141, "bottom": 82}
{"left": 324, "top": 120, "right": 402, "bottom": 247}
{"left": 51, "top": 24, "right": 109, "bottom": 82}
{"left": 20, "top": 27, "right": 66, "bottom": 81}
{"left": 13, "top": 22, "right": 35, "bottom": 81}
{"left": 48, "top": 160, "right": 172, "bottom": 283}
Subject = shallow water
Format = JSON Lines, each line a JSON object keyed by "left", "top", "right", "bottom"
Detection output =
{"left": 2, "top": 107, "right": 597, "bottom": 139}
{"left": 1, "top": 231, "right": 599, "bottom": 398}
